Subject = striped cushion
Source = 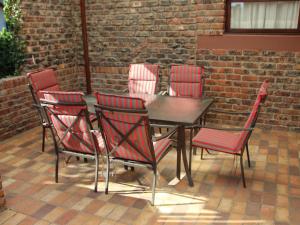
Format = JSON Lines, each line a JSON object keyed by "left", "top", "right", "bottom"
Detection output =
{"left": 96, "top": 92, "right": 145, "bottom": 109}
{"left": 95, "top": 93, "right": 156, "bottom": 163}
{"left": 27, "top": 69, "right": 60, "bottom": 99}
{"left": 169, "top": 65, "right": 204, "bottom": 98}
{"left": 43, "top": 91, "right": 103, "bottom": 155}
{"left": 128, "top": 64, "right": 159, "bottom": 94}
{"left": 193, "top": 80, "right": 269, "bottom": 154}
{"left": 153, "top": 138, "right": 172, "bottom": 161}
{"left": 243, "top": 80, "right": 269, "bottom": 130}
{"left": 193, "top": 128, "right": 244, "bottom": 153}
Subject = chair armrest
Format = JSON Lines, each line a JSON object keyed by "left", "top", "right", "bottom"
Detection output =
{"left": 32, "top": 103, "right": 42, "bottom": 109}
{"left": 152, "top": 126, "right": 178, "bottom": 142}
{"left": 158, "top": 91, "right": 168, "bottom": 96}
{"left": 198, "top": 126, "right": 254, "bottom": 132}
{"left": 210, "top": 109, "right": 251, "bottom": 115}
{"left": 122, "top": 88, "right": 129, "bottom": 93}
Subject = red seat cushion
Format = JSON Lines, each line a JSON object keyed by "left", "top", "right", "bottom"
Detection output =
{"left": 153, "top": 138, "right": 172, "bottom": 161}
{"left": 192, "top": 128, "right": 244, "bottom": 154}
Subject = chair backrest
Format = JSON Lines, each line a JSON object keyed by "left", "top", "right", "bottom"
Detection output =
{"left": 41, "top": 91, "right": 100, "bottom": 155}
{"left": 243, "top": 80, "right": 269, "bottom": 130}
{"left": 169, "top": 65, "right": 205, "bottom": 98}
{"left": 27, "top": 69, "right": 60, "bottom": 101}
{"left": 95, "top": 92, "right": 155, "bottom": 164}
{"left": 128, "top": 64, "right": 159, "bottom": 94}
{"left": 237, "top": 80, "right": 269, "bottom": 150}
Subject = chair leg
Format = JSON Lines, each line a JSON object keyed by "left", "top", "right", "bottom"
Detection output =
{"left": 201, "top": 148, "right": 204, "bottom": 160}
{"left": 55, "top": 153, "right": 59, "bottom": 183}
{"left": 42, "top": 126, "right": 46, "bottom": 152}
{"left": 105, "top": 157, "right": 110, "bottom": 194}
{"left": 94, "top": 156, "right": 99, "bottom": 192}
{"left": 240, "top": 155, "right": 246, "bottom": 188}
{"left": 246, "top": 142, "right": 251, "bottom": 168}
{"left": 151, "top": 170, "right": 157, "bottom": 206}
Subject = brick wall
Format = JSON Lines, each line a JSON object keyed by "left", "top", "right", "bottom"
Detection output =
{"left": 197, "top": 49, "right": 300, "bottom": 131}
{"left": 0, "top": 0, "right": 85, "bottom": 140}
{"left": 0, "top": 68, "right": 81, "bottom": 141}
{"left": 87, "top": 0, "right": 224, "bottom": 91}
{"left": 85, "top": 0, "right": 299, "bottom": 131}
{"left": 1, "top": 0, "right": 299, "bottom": 141}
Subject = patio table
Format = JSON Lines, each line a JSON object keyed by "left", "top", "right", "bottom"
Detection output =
{"left": 84, "top": 93, "right": 214, "bottom": 187}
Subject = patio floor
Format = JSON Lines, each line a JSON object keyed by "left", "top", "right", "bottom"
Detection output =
{"left": 0, "top": 127, "right": 299, "bottom": 225}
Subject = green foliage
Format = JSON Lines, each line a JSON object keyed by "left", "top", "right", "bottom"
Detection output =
{"left": 3, "top": 0, "right": 21, "bottom": 34}
{"left": 0, "top": 29, "right": 25, "bottom": 77}
{"left": 0, "top": 0, "right": 25, "bottom": 78}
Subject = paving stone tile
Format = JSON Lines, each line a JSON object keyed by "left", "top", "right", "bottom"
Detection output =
{"left": 0, "top": 128, "right": 299, "bottom": 224}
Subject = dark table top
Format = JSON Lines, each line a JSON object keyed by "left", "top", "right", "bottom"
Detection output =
{"left": 85, "top": 93, "right": 214, "bottom": 125}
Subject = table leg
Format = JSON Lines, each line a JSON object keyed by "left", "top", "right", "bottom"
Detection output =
{"left": 179, "top": 125, "right": 194, "bottom": 187}
{"left": 176, "top": 127, "right": 181, "bottom": 179}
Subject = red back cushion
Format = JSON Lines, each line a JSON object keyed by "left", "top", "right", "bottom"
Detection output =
{"left": 42, "top": 91, "right": 98, "bottom": 154}
{"left": 128, "top": 64, "right": 159, "bottom": 94}
{"left": 95, "top": 92, "right": 154, "bottom": 163}
{"left": 169, "top": 65, "right": 204, "bottom": 98}
{"left": 27, "top": 69, "right": 60, "bottom": 99}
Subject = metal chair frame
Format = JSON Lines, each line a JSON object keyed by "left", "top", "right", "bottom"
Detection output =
{"left": 94, "top": 102, "right": 175, "bottom": 205}
{"left": 28, "top": 83, "right": 51, "bottom": 152}
{"left": 192, "top": 94, "right": 268, "bottom": 188}
{"left": 41, "top": 99, "right": 101, "bottom": 192}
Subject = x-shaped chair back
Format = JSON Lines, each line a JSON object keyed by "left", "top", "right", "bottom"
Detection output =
{"left": 128, "top": 64, "right": 159, "bottom": 95}
{"left": 41, "top": 91, "right": 100, "bottom": 155}
{"left": 95, "top": 93, "right": 156, "bottom": 164}
{"left": 169, "top": 65, "right": 205, "bottom": 98}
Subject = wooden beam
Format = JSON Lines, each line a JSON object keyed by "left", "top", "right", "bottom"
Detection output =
{"left": 80, "top": 0, "right": 91, "bottom": 94}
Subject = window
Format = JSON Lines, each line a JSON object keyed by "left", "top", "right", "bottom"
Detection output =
{"left": 226, "top": 0, "right": 300, "bottom": 33}
{"left": 0, "top": 0, "right": 6, "bottom": 31}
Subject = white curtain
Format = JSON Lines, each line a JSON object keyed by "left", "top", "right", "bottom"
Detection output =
{"left": 231, "top": 1, "right": 300, "bottom": 29}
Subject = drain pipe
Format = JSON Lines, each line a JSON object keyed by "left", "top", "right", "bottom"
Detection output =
{"left": 80, "top": 0, "right": 91, "bottom": 94}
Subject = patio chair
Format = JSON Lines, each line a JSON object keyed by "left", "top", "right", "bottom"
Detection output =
{"left": 40, "top": 91, "right": 105, "bottom": 192}
{"left": 27, "top": 68, "right": 96, "bottom": 152}
{"left": 127, "top": 63, "right": 159, "bottom": 94}
{"left": 168, "top": 64, "right": 206, "bottom": 156}
{"left": 192, "top": 80, "right": 269, "bottom": 187}
{"left": 94, "top": 92, "right": 176, "bottom": 205}
{"left": 27, "top": 69, "right": 60, "bottom": 152}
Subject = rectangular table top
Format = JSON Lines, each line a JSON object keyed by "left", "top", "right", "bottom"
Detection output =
{"left": 85, "top": 93, "right": 214, "bottom": 125}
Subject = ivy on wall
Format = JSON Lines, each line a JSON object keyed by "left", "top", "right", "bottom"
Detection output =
{"left": 0, "top": 0, "right": 25, "bottom": 78}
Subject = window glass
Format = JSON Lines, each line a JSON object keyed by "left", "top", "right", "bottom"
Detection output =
{"left": 227, "top": 0, "right": 300, "bottom": 33}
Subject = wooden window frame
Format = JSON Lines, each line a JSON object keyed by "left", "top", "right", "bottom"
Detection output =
{"left": 225, "top": 0, "right": 300, "bottom": 34}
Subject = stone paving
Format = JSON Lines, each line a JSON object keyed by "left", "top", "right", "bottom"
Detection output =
{"left": 0, "top": 127, "right": 299, "bottom": 225}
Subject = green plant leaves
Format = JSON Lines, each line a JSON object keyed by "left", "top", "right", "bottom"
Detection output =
{"left": 0, "top": 0, "right": 25, "bottom": 78}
